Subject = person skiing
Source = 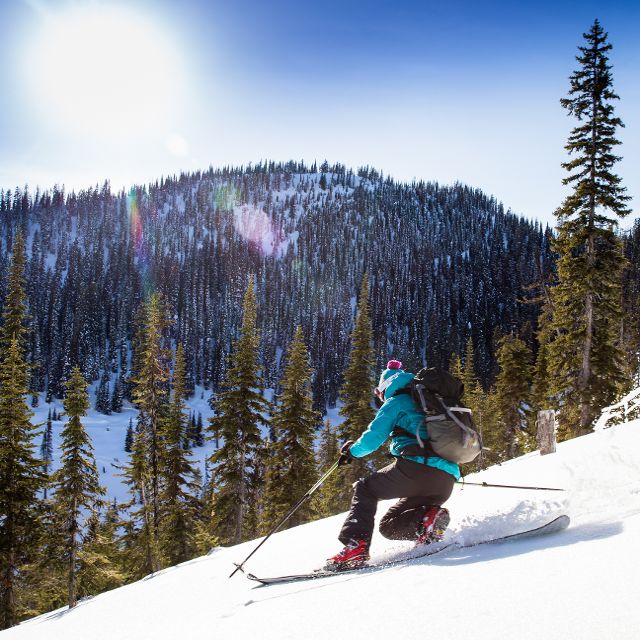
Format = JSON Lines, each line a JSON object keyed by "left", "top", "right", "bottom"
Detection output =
{"left": 326, "top": 360, "right": 461, "bottom": 571}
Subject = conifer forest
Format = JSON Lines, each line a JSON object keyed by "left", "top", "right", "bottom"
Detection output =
{"left": 0, "top": 18, "right": 638, "bottom": 628}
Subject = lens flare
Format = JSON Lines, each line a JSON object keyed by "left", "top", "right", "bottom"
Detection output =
{"left": 233, "top": 205, "right": 284, "bottom": 257}
{"left": 128, "top": 189, "right": 154, "bottom": 298}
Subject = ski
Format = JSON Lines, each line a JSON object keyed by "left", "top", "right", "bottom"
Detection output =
{"left": 245, "top": 514, "right": 570, "bottom": 586}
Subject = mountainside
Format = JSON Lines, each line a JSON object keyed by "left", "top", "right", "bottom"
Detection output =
{"left": 0, "top": 162, "right": 553, "bottom": 409}
{"left": 5, "top": 417, "right": 639, "bottom": 640}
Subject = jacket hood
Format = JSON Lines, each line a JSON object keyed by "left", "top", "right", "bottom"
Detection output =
{"left": 384, "top": 371, "right": 415, "bottom": 399}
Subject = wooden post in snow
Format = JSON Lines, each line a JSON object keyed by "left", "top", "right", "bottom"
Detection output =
{"left": 536, "top": 409, "right": 556, "bottom": 455}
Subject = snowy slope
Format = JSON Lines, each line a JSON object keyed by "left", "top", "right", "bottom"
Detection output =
{"left": 6, "top": 420, "right": 640, "bottom": 640}
{"left": 32, "top": 385, "right": 218, "bottom": 506}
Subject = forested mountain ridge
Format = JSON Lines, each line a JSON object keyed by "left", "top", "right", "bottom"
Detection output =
{"left": 0, "top": 161, "right": 553, "bottom": 410}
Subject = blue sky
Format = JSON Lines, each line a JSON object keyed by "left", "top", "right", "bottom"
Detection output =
{"left": 1, "top": 0, "right": 638, "bottom": 227}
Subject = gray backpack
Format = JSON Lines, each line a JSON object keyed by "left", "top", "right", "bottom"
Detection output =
{"left": 409, "top": 368, "right": 483, "bottom": 464}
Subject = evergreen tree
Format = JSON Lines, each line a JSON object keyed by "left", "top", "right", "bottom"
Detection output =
{"left": 195, "top": 412, "right": 204, "bottom": 447}
{"left": 456, "top": 339, "right": 485, "bottom": 473}
{"left": 76, "top": 505, "right": 125, "bottom": 599}
{"left": 474, "top": 388, "right": 503, "bottom": 469}
{"left": 0, "top": 231, "right": 29, "bottom": 350}
{"left": 460, "top": 338, "right": 483, "bottom": 410}
{"left": 261, "top": 326, "right": 320, "bottom": 533}
{"left": 0, "top": 339, "right": 45, "bottom": 629}
{"left": 95, "top": 369, "right": 112, "bottom": 414}
{"left": 121, "top": 294, "right": 171, "bottom": 576}
{"left": 110, "top": 375, "right": 124, "bottom": 413}
{"left": 312, "top": 419, "right": 342, "bottom": 518}
{"left": 0, "top": 231, "right": 45, "bottom": 630}
{"left": 449, "top": 352, "right": 463, "bottom": 379}
{"left": 495, "top": 334, "right": 533, "bottom": 459}
{"left": 207, "top": 276, "right": 270, "bottom": 545}
{"left": 52, "top": 366, "right": 105, "bottom": 608}
{"left": 158, "top": 343, "right": 199, "bottom": 565}
{"left": 124, "top": 417, "right": 134, "bottom": 453}
{"left": 337, "top": 275, "right": 376, "bottom": 507}
{"left": 40, "top": 414, "right": 54, "bottom": 499}
{"left": 548, "top": 20, "right": 630, "bottom": 435}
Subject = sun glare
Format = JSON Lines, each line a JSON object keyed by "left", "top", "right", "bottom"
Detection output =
{"left": 24, "top": 4, "right": 186, "bottom": 137}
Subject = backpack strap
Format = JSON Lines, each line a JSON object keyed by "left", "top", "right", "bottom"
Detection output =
{"left": 391, "top": 426, "right": 438, "bottom": 459}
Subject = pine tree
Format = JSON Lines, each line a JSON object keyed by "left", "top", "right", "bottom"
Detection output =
{"left": 312, "top": 419, "right": 342, "bottom": 518}
{"left": 124, "top": 417, "right": 134, "bottom": 453}
{"left": 95, "top": 369, "right": 111, "bottom": 415}
{"left": 337, "top": 275, "right": 376, "bottom": 507}
{"left": 495, "top": 334, "right": 533, "bottom": 459}
{"left": 0, "top": 231, "right": 45, "bottom": 630}
{"left": 110, "top": 375, "right": 124, "bottom": 413}
{"left": 261, "top": 327, "right": 320, "bottom": 533}
{"left": 158, "top": 343, "right": 199, "bottom": 565}
{"left": 0, "top": 231, "right": 29, "bottom": 350}
{"left": 76, "top": 505, "right": 125, "bottom": 599}
{"left": 456, "top": 339, "right": 485, "bottom": 474}
{"left": 52, "top": 366, "right": 105, "bottom": 608}
{"left": 195, "top": 412, "right": 204, "bottom": 447}
{"left": 0, "top": 339, "right": 45, "bottom": 629}
{"left": 40, "top": 414, "right": 53, "bottom": 499}
{"left": 207, "top": 276, "right": 270, "bottom": 545}
{"left": 121, "top": 294, "right": 171, "bottom": 576}
{"left": 474, "top": 388, "right": 503, "bottom": 468}
{"left": 548, "top": 20, "right": 630, "bottom": 436}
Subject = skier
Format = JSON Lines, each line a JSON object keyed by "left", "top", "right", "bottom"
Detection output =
{"left": 326, "top": 360, "right": 461, "bottom": 570}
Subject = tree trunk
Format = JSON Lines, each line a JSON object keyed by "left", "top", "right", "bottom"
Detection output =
{"left": 536, "top": 410, "right": 557, "bottom": 455}
{"left": 68, "top": 499, "right": 78, "bottom": 608}
{"left": 1, "top": 547, "right": 16, "bottom": 630}
{"left": 235, "top": 440, "right": 246, "bottom": 545}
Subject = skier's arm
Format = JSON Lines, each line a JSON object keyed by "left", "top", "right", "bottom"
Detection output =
{"left": 348, "top": 400, "right": 397, "bottom": 458}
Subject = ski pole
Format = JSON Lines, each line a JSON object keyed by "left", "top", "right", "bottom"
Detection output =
{"left": 229, "top": 460, "right": 340, "bottom": 578}
{"left": 457, "top": 480, "right": 565, "bottom": 491}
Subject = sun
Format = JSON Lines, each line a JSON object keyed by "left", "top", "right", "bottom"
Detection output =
{"left": 24, "top": 4, "right": 186, "bottom": 137}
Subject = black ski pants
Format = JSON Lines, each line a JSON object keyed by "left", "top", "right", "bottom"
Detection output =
{"left": 339, "top": 457, "right": 455, "bottom": 545}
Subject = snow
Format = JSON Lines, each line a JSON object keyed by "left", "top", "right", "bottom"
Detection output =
{"left": 32, "top": 385, "right": 217, "bottom": 506}
{"left": 8, "top": 418, "right": 640, "bottom": 640}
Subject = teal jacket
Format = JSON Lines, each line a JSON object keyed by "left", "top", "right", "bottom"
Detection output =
{"left": 349, "top": 371, "right": 461, "bottom": 480}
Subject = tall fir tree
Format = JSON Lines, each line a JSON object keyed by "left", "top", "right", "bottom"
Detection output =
{"left": 158, "top": 343, "right": 199, "bottom": 565}
{"left": 548, "top": 20, "right": 631, "bottom": 436}
{"left": 76, "top": 504, "right": 125, "bottom": 599}
{"left": 95, "top": 369, "right": 111, "bottom": 415}
{"left": 495, "top": 334, "right": 533, "bottom": 459}
{"left": 337, "top": 275, "right": 376, "bottom": 508}
{"left": 0, "top": 339, "right": 45, "bottom": 629}
{"left": 110, "top": 374, "right": 124, "bottom": 413}
{"left": 261, "top": 326, "right": 320, "bottom": 533}
{"left": 312, "top": 419, "right": 343, "bottom": 518}
{"left": 121, "top": 294, "right": 171, "bottom": 576}
{"left": 40, "top": 414, "right": 53, "bottom": 500}
{"left": 460, "top": 338, "right": 483, "bottom": 410}
{"left": 0, "top": 231, "right": 45, "bottom": 630}
{"left": 51, "top": 366, "right": 105, "bottom": 608}
{"left": 456, "top": 338, "right": 485, "bottom": 473}
{"left": 124, "top": 417, "right": 134, "bottom": 453}
{"left": 207, "top": 276, "right": 271, "bottom": 544}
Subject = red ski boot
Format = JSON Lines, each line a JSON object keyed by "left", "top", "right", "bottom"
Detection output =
{"left": 325, "top": 539, "right": 370, "bottom": 571}
{"left": 416, "top": 506, "right": 450, "bottom": 545}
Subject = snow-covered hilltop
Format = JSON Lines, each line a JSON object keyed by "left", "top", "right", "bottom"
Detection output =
{"left": 5, "top": 418, "right": 639, "bottom": 640}
{"left": 0, "top": 163, "right": 553, "bottom": 411}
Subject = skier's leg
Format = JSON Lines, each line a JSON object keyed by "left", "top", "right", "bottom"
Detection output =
{"left": 338, "top": 460, "right": 412, "bottom": 545}
{"left": 378, "top": 497, "right": 430, "bottom": 540}
{"left": 378, "top": 461, "right": 455, "bottom": 540}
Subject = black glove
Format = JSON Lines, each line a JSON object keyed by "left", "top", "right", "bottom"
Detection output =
{"left": 338, "top": 440, "right": 355, "bottom": 466}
